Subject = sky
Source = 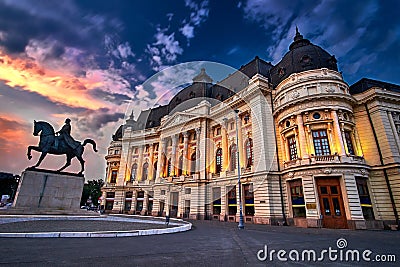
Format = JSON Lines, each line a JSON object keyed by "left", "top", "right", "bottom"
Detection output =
{"left": 0, "top": 0, "right": 399, "bottom": 180}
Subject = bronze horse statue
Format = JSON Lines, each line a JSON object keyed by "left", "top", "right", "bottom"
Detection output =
{"left": 27, "top": 120, "right": 97, "bottom": 175}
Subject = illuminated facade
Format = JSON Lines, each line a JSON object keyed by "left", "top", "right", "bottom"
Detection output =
{"left": 101, "top": 30, "right": 400, "bottom": 229}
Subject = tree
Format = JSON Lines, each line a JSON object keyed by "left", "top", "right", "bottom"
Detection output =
{"left": 80, "top": 179, "right": 104, "bottom": 206}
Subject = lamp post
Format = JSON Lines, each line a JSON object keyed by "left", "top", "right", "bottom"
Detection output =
{"left": 235, "top": 109, "right": 245, "bottom": 229}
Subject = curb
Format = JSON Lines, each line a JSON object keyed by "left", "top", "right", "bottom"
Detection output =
{"left": 0, "top": 215, "right": 192, "bottom": 238}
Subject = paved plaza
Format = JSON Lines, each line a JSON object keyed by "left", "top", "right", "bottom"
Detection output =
{"left": 1, "top": 219, "right": 399, "bottom": 266}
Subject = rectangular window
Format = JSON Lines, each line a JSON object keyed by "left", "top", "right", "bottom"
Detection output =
{"left": 125, "top": 191, "right": 133, "bottom": 198}
{"left": 106, "top": 192, "right": 115, "bottom": 198}
{"left": 212, "top": 187, "right": 221, "bottom": 215}
{"left": 289, "top": 180, "right": 306, "bottom": 218}
{"left": 160, "top": 190, "right": 166, "bottom": 195}
{"left": 185, "top": 188, "right": 191, "bottom": 194}
{"left": 114, "top": 150, "right": 119, "bottom": 155}
{"left": 243, "top": 184, "right": 254, "bottom": 216}
{"left": 227, "top": 186, "right": 237, "bottom": 215}
{"left": 312, "top": 130, "right": 331, "bottom": 156}
{"left": 344, "top": 131, "right": 355, "bottom": 155}
{"left": 356, "top": 177, "right": 374, "bottom": 220}
{"left": 287, "top": 136, "right": 298, "bottom": 160}
{"left": 110, "top": 170, "right": 117, "bottom": 183}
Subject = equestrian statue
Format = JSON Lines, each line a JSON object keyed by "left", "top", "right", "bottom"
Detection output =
{"left": 27, "top": 119, "right": 97, "bottom": 175}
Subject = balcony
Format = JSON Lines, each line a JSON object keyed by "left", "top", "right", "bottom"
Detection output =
{"left": 283, "top": 154, "right": 365, "bottom": 169}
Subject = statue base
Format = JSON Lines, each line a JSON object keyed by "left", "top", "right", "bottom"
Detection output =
{"left": 9, "top": 168, "right": 86, "bottom": 215}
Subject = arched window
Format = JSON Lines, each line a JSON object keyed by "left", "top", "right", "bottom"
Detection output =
{"left": 245, "top": 138, "right": 253, "bottom": 168}
{"left": 167, "top": 159, "right": 172, "bottom": 177}
{"left": 190, "top": 152, "right": 196, "bottom": 175}
{"left": 142, "top": 162, "right": 149, "bottom": 180}
{"left": 178, "top": 155, "right": 183, "bottom": 176}
{"left": 130, "top": 163, "right": 138, "bottom": 182}
{"left": 153, "top": 161, "right": 157, "bottom": 179}
{"left": 215, "top": 148, "right": 223, "bottom": 174}
{"left": 230, "top": 144, "right": 237, "bottom": 171}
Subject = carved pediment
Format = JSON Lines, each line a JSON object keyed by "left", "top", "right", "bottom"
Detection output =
{"left": 162, "top": 112, "right": 199, "bottom": 128}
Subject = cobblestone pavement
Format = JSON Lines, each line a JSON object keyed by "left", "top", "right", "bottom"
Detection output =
{"left": 1, "top": 219, "right": 400, "bottom": 266}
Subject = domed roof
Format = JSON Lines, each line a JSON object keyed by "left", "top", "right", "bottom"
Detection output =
{"left": 112, "top": 125, "right": 123, "bottom": 141}
{"left": 270, "top": 28, "right": 338, "bottom": 87}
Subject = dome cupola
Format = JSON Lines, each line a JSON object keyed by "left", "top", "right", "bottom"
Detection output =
{"left": 270, "top": 27, "right": 338, "bottom": 87}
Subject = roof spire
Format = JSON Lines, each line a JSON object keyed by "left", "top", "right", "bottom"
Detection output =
{"left": 294, "top": 26, "right": 303, "bottom": 42}
{"left": 192, "top": 68, "right": 213, "bottom": 83}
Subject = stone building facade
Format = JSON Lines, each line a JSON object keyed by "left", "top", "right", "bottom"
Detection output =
{"left": 101, "top": 30, "right": 400, "bottom": 229}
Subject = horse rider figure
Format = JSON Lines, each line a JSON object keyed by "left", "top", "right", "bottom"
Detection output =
{"left": 55, "top": 118, "right": 78, "bottom": 150}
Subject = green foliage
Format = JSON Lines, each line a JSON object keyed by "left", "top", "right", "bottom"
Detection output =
{"left": 80, "top": 179, "right": 104, "bottom": 206}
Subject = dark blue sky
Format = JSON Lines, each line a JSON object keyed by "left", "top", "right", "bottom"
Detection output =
{"left": 0, "top": 0, "right": 399, "bottom": 178}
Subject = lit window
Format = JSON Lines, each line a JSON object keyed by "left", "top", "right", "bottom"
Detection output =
{"left": 230, "top": 144, "right": 237, "bottom": 171}
{"left": 245, "top": 138, "right": 253, "bottom": 168}
{"left": 344, "top": 131, "right": 355, "bottom": 155}
{"left": 190, "top": 153, "right": 196, "bottom": 175}
{"left": 142, "top": 162, "right": 149, "bottom": 180}
{"left": 287, "top": 136, "right": 298, "bottom": 160}
{"left": 312, "top": 130, "right": 331, "bottom": 156}
{"left": 215, "top": 148, "right": 223, "bottom": 173}
{"left": 110, "top": 170, "right": 117, "bottom": 183}
{"left": 130, "top": 163, "right": 138, "bottom": 181}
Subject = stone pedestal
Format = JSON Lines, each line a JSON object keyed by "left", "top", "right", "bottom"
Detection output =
{"left": 11, "top": 168, "right": 84, "bottom": 214}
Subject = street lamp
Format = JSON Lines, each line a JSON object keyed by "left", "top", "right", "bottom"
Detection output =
{"left": 234, "top": 109, "right": 245, "bottom": 229}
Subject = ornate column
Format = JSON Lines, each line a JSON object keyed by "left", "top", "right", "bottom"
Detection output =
{"left": 137, "top": 146, "right": 144, "bottom": 181}
{"left": 171, "top": 134, "right": 178, "bottom": 176}
{"left": 156, "top": 139, "right": 166, "bottom": 178}
{"left": 296, "top": 113, "right": 309, "bottom": 159}
{"left": 148, "top": 144, "right": 154, "bottom": 180}
{"left": 183, "top": 132, "right": 189, "bottom": 175}
{"left": 222, "top": 120, "right": 229, "bottom": 171}
{"left": 388, "top": 111, "right": 400, "bottom": 154}
{"left": 331, "top": 110, "right": 346, "bottom": 156}
{"left": 237, "top": 117, "right": 244, "bottom": 168}
{"left": 195, "top": 128, "right": 201, "bottom": 173}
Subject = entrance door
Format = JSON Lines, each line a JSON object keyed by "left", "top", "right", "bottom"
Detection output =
{"left": 317, "top": 178, "right": 347, "bottom": 229}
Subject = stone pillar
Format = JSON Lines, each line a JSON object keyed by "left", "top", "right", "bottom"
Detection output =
{"left": 156, "top": 139, "right": 166, "bottom": 178}
{"left": 130, "top": 190, "right": 137, "bottom": 213}
{"left": 183, "top": 132, "right": 189, "bottom": 175}
{"left": 171, "top": 134, "right": 178, "bottom": 176}
{"left": 331, "top": 110, "right": 346, "bottom": 156}
{"left": 195, "top": 128, "right": 201, "bottom": 174}
{"left": 148, "top": 144, "right": 154, "bottom": 180}
{"left": 165, "top": 188, "right": 171, "bottom": 216}
{"left": 222, "top": 121, "right": 229, "bottom": 172}
{"left": 220, "top": 186, "right": 227, "bottom": 221}
{"left": 296, "top": 113, "right": 309, "bottom": 159}
{"left": 141, "top": 191, "right": 148, "bottom": 215}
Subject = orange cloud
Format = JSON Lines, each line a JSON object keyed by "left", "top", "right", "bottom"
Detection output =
{"left": 0, "top": 50, "right": 110, "bottom": 110}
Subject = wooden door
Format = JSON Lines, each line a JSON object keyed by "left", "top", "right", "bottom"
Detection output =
{"left": 317, "top": 178, "right": 347, "bottom": 229}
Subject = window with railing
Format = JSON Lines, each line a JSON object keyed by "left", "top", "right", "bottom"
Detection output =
{"left": 312, "top": 130, "right": 331, "bottom": 156}
{"left": 287, "top": 135, "right": 298, "bottom": 160}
